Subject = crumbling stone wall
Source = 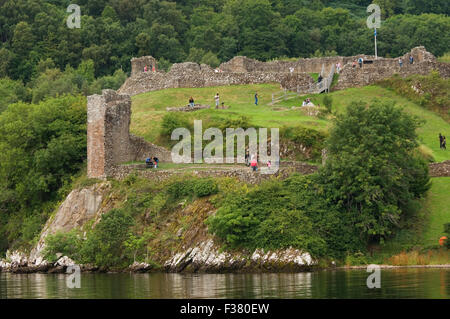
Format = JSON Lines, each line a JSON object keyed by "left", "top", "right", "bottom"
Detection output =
{"left": 87, "top": 89, "right": 171, "bottom": 179}
{"left": 131, "top": 56, "right": 158, "bottom": 77}
{"left": 110, "top": 162, "right": 319, "bottom": 184}
{"left": 334, "top": 47, "right": 448, "bottom": 90}
{"left": 119, "top": 47, "right": 448, "bottom": 97}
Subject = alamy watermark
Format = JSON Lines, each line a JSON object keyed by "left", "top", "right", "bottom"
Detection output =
{"left": 366, "top": 264, "right": 381, "bottom": 289}
{"left": 66, "top": 264, "right": 81, "bottom": 288}
{"left": 171, "top": 120, "right": 280, "bottom": 174}
{"left": 67, "top": 4, "right": 81, "bottom": 29}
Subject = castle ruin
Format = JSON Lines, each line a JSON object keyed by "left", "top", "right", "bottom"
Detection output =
{"left": 88, "top": 47, "right": 449, "bottom": 179}
{"left": 118, "top": 46, "right": 449, "bottom": 96}
{"left": 87, "top": 89, "right": 171, "bottom": 179}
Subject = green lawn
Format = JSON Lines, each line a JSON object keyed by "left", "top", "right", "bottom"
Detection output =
{"left": 131, "top": 83, "right": 328, "bottom": 143}
{"left": 131, "top": 83, "right": 450, "bottom": 162}
{"left": 276, "top": 85, "right": 450, "bottom": 162}
{"left": 422, "top": 177, "right": 450, "bottom": 247}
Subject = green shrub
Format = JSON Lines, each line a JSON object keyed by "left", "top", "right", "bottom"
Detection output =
{"left": 80, "top": 208, "right": 134, "bottom": 268}
{"left": 43, "top": 229, "right": 83, "bottom": 263}
{"left": 160, "top": 113, "right": 192, "bottom": 142}
{"left": 207, "top": 177, "right": 330, "bottom": 257}
{"left": 193, "top": 179, "right": 219, "bottom": 197}
{"left": 166, "top": 178, "right": 219, "bottom": 200}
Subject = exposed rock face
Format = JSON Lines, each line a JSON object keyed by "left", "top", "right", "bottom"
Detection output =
{"left": 164, "top": 239, "right": 315, "bottom": 272}
{"left": 55, "top": 256, "right": 75, "bottom": 267}
{"left": 87, "top": 89, "right": 172, "bottom": 179}
{"left": 28, "top": 182, "right": 112, "bottom": 263}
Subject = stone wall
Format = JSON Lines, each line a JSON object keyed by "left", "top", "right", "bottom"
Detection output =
{"left": 131, "top": 56, "right": 158, "bottom": 77}
{"left": 110, "top": 162, "right": 319, "bottom": 184}
{"left": 429, "top": 160, "right": 450, "bottom": 177}
{"left": 87, "top": 89, "right": 172, "bottom": 179}
{"left": 334, "top": 47, "right": 448, "bottom": 90}
{"left": 119, "top": 47, "right": 448, "bottom": 97}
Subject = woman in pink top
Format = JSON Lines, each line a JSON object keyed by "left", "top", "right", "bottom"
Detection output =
{"left": 250, "top": 158, "right": 258, "bottom": 172}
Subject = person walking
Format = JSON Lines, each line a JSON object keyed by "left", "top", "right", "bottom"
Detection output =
{"left": 358, "top": 57, "right": 363, "bottom": 68}
{"left": 443, "top": 136, "right": 447, "bottom": 150}
{"left": 153, "top": 156, "right": 159, "bottom": 168}
{"left": 409, "top": 55, "right": 414, "bottom": 64}
{"left": 214, "top": 93, "right": 220, "bottom": 109}
{"left": 439, "top": 133, "right": 444, "bottom": 149}
{"left": 189, "top": 96, "right": 194, "bottom": 107}
{"left": 250, "top": 157, "right": 258, "bottom": 172}
{"left": 254, "top": 92, "right": 258, "bottom": 105}
{"left": 399, "top": 58, "right": 403, "bottom": 67}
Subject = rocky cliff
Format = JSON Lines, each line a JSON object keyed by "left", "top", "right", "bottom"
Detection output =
{"left": 0, "top": 181, "right": 316, "bottom": 274}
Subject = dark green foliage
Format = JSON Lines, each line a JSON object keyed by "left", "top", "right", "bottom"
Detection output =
{"left": 167, "top": 178, "right": 219, "bottom": 199}
{"left": 160, "top": 112, "right": 192, "bottom": 143}
{"left": 319, "top": 100, "right": 430, "bottom": 242}
{"left": 80, "top": 208, "right": 134, "bottom": 268}
{"left": 43, "top": 229, "right": 83, "bottom": 263}
{"left": 0, "top": 1, "right": 448, "bottom": 84}
{"left": 45, "top": 209, "right": 135, "bottom": 268}
{"left": 0, "top": 94, "right": 87, "bottom": 249}
{"left": 0, "top": 78, "right": 29, "bottom": 113}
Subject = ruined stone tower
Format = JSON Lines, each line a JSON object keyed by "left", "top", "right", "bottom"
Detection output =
{"left": 87, "top": 90, "right": 133, "bottom": 178}
{"left": 87, "top": 89, "right": 172, "bottom": 179}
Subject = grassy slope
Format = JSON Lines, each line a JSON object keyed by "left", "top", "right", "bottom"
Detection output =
{"left": 131, "top": 83, "right": 328, "bottom": 143}
{"left": 422, "top": 177, "right": 450, "bottom": 247}
{"left": 131, "top": 84, "right": 450, "bottom": 162}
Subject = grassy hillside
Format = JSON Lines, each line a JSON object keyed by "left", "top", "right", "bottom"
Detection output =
{"left": 422, "top": 177, "right": 450, "bottom": 247}
{"left": 131, "top": 84, "right": 450, "bottom": 163}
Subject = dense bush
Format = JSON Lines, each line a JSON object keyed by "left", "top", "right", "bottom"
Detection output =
{"left": 167, "top": 178, "right": 219, "bottom": 199}
{"left": 44, "top": 209, "right": 135, "bottom": 268}
{"left": 319, "top": 100, "right": 430, "bottom": 243}
{"left": 43, "top": 230, "right": 83, "bottom": 263}
{"left": 207, "top": 174, "right": 363, "bottom": 258}
{"left": 80, "top": 209, "right": 134, "bottom": 268}
{"left": 0, "top": 94, "right": 87, "bottom": 249}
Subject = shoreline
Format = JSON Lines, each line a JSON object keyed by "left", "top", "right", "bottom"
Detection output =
{"left": 2, "top": 264, "right": 450, "bottom": 275}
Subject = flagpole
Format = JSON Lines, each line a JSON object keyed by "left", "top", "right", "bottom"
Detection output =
{"left": 374, "top": 28, "right": 378, "bottom": 59}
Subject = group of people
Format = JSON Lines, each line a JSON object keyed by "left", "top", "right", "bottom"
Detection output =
{"left": 143, "top": 65, "right": 156, "bottom": 72}
{"left": 351, "top": 55, "right": 415, "bottom": 69}
{"left": 439, "top": 133, "right": 447, "bottom": 150}
{"left": 244, "top": 151, "right": 271, "bottom": 172}
{"left": 302, "top": 98, "right": 313, "bottom": 106}
{"left": 145, "top": 156, "right": 159, "bottom": 168}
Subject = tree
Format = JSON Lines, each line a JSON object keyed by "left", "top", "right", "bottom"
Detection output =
{"left": 319, "top": 100, "right": 430, "bottom": 242}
